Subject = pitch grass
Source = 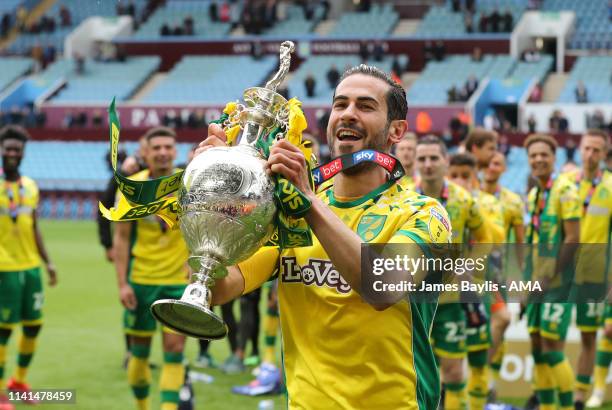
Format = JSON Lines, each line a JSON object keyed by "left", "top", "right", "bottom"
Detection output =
{"left": 6, "top": 220, "right": 612, "bottom": 409}
{"left": 7, "top": 220, "right": 284, "bottom": 410}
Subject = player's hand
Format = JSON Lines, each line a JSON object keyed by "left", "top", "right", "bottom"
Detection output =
{"left": 46, "top": 262, "right": 58, "bottom": 287}
{"left": 194, "top": 123, "right": 227, "bottom": 157}
{"left": 105, "top": 247, "right": 115, "bottom": 262}
{"left": 120, "top": 284, "right": 137, "bottom": 310}
{"left": 267, "top": 139, "right": 314, "bottom": 200}
{"left": 121, "top": 156, "right": 140, "bottom": 175}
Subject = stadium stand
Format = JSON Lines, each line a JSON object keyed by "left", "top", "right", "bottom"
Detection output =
{"left": 287, "top": 54, "right": 393, "bottom": 104}
{"left": 132, "top": 0, "right": 231, "bottom": 39}
{"left": 327, "top": 3, "right": 399, "bottom": 37}
{"left": 407, "top": 54, "right": 553, "bottom": 104}
{"left": 143, "top": 55, "right": 277, "bottom": 104}
{"left": 543, "top": 0, "right": 611, "bottom": 50}
{"left": 414, "top": 0, "right": 526, "bottom": 37}
{"left": 7, "top": 0, "right": 148, "bottom": 54}
{"left": 0, "top": 57, "right": 32, "bottom": 92}
{"left": 557, "top": 55, "right": 612, "bottom": 103}
{"left": 261, "top": 3, "right": 325, "bottom": 37}
{"left": 21, "top": 140, "right": 193, "bottom": 192}
{"left": 46, "top": 56, "right": 160, "bottom": 102}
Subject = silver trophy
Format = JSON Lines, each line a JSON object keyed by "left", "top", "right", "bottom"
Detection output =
{"left": 151, "top": 41, "right": 295, "bottom": 339}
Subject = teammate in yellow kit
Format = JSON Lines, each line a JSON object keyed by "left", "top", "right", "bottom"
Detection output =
{"left": 482, "top": 151, "right": 526, "bottom": 398}
{"left": 395, "top": 131, "right": 418, "bottom": 191}
{"left": 113, "top": 127, "right": 189, "bottom": 410}
{"left": 415, "top": 135, "right": 492, "bottom": 410}
{"left": 197, "top": 65, "right": 452, "bottom": 409}
{"left": 524, "top": 134, "right": 581, "bottom": 410}
{"left": 564, "top": 129, "right": 612, "bottom": 409}
{"left": 448, "top": 151, "right": 504, "bottom": 410}
{"left": 0, "top": 126, "right": 57, "bottom": 410}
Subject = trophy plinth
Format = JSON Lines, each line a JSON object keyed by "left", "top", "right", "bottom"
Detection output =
{"left": 150, "top": 41, "right": 295, "bottom": 340}
{"left": 152, "top": 256, "right": 228, "bottom": 339}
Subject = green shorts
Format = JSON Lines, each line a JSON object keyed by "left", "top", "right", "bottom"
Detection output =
{"left": 124, "top": 283, "right": 186, "bottom": 336}
{"left": 576, "top": 303, "right": 604, "bottom": 332}
{"left": 466, "top": 303, "right": 491, "bottom": 352}
{"left": 0, "top": 267, "right": 44, "bottom": 328}
{"left": 526, "top": 303, "right": 572, "bottom": 341}
{"left": 432, "top": 303, "right": 467, "bottom": 358}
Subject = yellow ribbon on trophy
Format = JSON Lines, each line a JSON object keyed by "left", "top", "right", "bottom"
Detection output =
{"left": 99, "top": 99, "right": 182, "bottom": 228}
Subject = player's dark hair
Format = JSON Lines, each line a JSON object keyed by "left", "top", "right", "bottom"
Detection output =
{"left": 0, "top": 125, "right": 30, "bottom": 145}
{"left": 338, "top": 64, "right": 407, "bottom": 124}
{"left": 449, "top": 152, "right": 477, "bottom": 168}
{"left": 143, "top": 126, "right": 176, "bottom": 142}
{"left": 524, "top": 133, "right": 557, "bottom": 153}
{"left": 417, "top": 134, "right": 448, "bottom": 156}
{"left": 464, "top": 127, "right": 498, "bottom": 152}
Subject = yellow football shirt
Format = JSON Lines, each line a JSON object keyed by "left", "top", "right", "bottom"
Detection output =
{"left": 238, "top": 180, "right": 452, "bottom": 410}
{"left": 472, "top": 190, "right": 505, "bottom": 243}
{"left": 498, "top": 187, "right": 524, "bottom": 240}
{"left": 565, "top": 169, "right": 612, "bottom": 285}
{"left": 116, "top": 169, "right": 189, "bottom": 285}
{"left": 526, "top": 174, "right": 581, "bottom": 283}
{"left": 397, "top": 173, "right": 418, "bottom": 192}
{"left": 0, "top": 176, "right": 40, "bottom": 271}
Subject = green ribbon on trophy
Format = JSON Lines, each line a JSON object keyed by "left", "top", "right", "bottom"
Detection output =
{"left": 100, "top": 98, "right": 315, "bottom": 249}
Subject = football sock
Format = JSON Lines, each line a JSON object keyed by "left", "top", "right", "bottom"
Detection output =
{"left": 593, "top": 336, "right": 612, "bottom": 393}
{"left": 533, "top": 350, "right": 556, "bottom": 410}
{"left": 444, "top": 382, "right": 467, "bottom": 410}
{"left": 468, "top": 349, "right": 488, "bottom": 410}
{"left": 127, "top": 343, "right": 151, "bottom": 410}
{"left": 263, "top": 313, "right": 279, "bottom": 365}
{"left": 0, "top": 329, "right": 10, "bottom": 391}
{"left": 14, "top": 325, "right": 40, "bottom": 384}
{"left": 546, "top": 350, "right": 574, "bottom": 410}
{"left": 160, "top": 351, "right": 184, "bottom": 410}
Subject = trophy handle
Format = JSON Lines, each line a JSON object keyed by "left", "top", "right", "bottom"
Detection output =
{"left": 237, "top": 41, "right": 295, "bottom": 147}
{"left": 265, "top": 41, "right": 295, "bottom": 92}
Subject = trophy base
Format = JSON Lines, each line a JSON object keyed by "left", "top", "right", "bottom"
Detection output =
{"left": 151, "top": 299, "right": 228, "bottom": 340}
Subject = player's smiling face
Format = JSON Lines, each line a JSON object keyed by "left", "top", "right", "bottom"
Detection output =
{"left": 527, "top": 141, "right": 555, "bottom": 180}
{"left": 1, "top": 138, "right": 25, "bottom": 172}
{"left": 327, "top": 74, "right": 390, "bottom": 158}
{"left": 146, "top": 135, "right": 176, "bottom": 174}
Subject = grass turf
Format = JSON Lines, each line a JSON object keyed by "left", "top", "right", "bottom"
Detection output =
{"left": 7, "top": 220, "right": 284, "bottom": 410}
{"left": 5, "top": 220, "right": 612, "bottom": 409}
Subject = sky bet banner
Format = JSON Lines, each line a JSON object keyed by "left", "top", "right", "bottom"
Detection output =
{"left": 352, "top": 243, "right": 611, "bottom": 306}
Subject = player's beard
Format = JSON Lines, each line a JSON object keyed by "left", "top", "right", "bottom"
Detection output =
{"left": 329, "top": 123, "right": 389, "bottom": 176}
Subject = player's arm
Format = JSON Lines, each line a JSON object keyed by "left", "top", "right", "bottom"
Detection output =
{"left": 265, "top": 139, "right": 372, "bottom": 301}
{"left": 212, "top": 246, "right": 280, "bottom": 305}
{"left": 32, "top": 211, "right": 57, "bottom": 286}
{"left": 114, "top": 221, "right": 136, "bottom": 309}
{"left": 555, "top": 182, "right": 581, "bottom": 276}
{"left": 512, "top": 202, "right": 525, "bottom": 269}
{"left": 468, "top": 199, "right": 493, "bottom": 244}
{"left": 556, "top": 218, "right": 580, "bottom": 274}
